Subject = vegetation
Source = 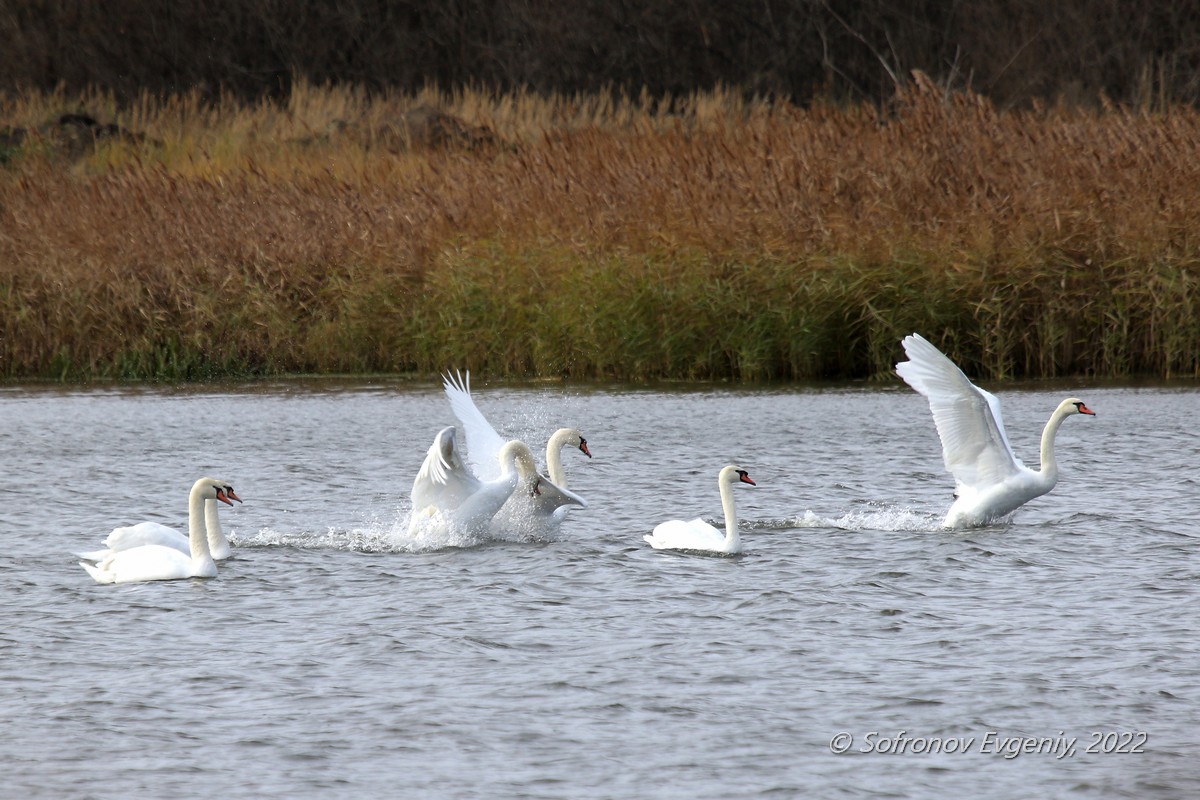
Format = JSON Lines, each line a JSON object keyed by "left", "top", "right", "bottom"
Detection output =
{"left": 2, "top": 77, "right": 1199, "bottom": 382}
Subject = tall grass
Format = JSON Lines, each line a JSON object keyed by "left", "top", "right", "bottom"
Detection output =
{"left": 2, "top": 77, "right": 1199, "bottom": 381}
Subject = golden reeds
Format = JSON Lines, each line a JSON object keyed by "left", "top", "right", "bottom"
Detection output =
{"left": 2, "top": 78, "right": 1199, "bottom": 381}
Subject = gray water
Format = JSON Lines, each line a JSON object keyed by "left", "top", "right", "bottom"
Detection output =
{"left": 2, "top": 379, "right": 1198, "bottom": 799}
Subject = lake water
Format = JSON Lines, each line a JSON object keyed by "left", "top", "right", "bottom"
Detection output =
{"left": 2, "top": 378, "right": 1198, "bottom": 798}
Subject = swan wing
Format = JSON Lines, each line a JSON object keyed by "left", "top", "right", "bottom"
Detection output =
{"left": 411, "top": 426, "right": 482, "bottom": 514}
{"left": 77, "top": 521, "right": 189, "bottom": 561}
{"left": 896, "top": 333, "right": 1023, "bottom": 490}
{"left": 442, "top": 370, "right": 507, "bottom": 482}
{"left": 106, "top": 521, "right": 189, "bottom": 552}
{"left": 529, "top": 472, "right": 588, "bottom": 516}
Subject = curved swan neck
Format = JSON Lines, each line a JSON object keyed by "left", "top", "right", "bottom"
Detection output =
{"left": 717, "top": 471, "right": 741, "bottom": 550}
{"left": 545, "top": 428, "right": 586, "bottom": 487}
{"left": 498, "top": 440, "right": 538, "bottom": 490}
{"left": 545, "top": 429, "right": 571, "bottom": 486}
{"left": 1037, "top": 401, "right": 1077, "bottom": 482}
{"left": 187, "top": 480, "right": 216, "bottom": 565}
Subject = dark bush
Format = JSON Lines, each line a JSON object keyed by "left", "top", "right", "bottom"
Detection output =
{"left": 2, "top": 1, "right": 1199, "bottom": 107}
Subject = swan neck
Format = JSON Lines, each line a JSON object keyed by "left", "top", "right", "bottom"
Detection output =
{"left": 718, "top": 474, "right": 741, "bottom": 550}
{"left": 498, "top": 441, "right": 537, "bottom": 495}
{"left": 204, "top": 497, "right": 224, "bottom": 549}
{"left": 545, "top": 430, "right": 569, "bottom": 487}
{"left": 187, "top": 482, "right": 215, "bottom": 563}
{"left": 1038, "top": 405, "right": 1071, "bottom": 483}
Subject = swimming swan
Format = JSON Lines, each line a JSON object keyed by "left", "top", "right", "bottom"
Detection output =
{"left": 408, "top": 426, "right": 543, "bottom": 536}
{"left": 895, "top": 332, "right": 1096, "bottom": 528}
{"left": 442, "top": 370, "right": 589, "bottom": 520}
{"left": 79, "top": 477, "right": 237, "bottom": 584}
{"left": 644, "top": 465, "right": 756, "bottom": 555}
{"left": 77, "top": 486, "right": 242, "bottom": 562}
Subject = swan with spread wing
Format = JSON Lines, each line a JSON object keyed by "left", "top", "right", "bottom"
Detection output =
{"left": 441, "top": 370, "right": 589, "bottom": 528}
{"left": 896, "top": 333, "right": 1095, "bottom": 528}
{"left": 408, "top": 425, "right": 544, "bottom": 537}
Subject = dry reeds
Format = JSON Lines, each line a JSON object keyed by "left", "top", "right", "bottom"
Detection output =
{"left": 2, "top": 78, "right": 1199, "bottom": 381}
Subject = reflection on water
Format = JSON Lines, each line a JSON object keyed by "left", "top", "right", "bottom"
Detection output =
{"left": 1, "top": 380, "right": 1199, "bottom": 798}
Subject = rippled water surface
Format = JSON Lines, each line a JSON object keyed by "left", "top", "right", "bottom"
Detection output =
{"left": 2, "top": 379, "right": 1199, "bottom": 798}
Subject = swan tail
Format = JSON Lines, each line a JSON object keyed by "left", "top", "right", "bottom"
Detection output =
{"left": 79, "top": 561, "right": 116, "bottom": 584}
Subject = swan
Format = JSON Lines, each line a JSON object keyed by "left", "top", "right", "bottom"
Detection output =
{"left": 79, "top": 477, "right": 237, "bottom": 584}
{"left": 644, "top": 465, "right": 756, "bottom": 555}
{"left": 408, "top": 426, "right": 544, "bottom": 537}
{"left": 895, "top": 332, "right": 1096, "bottom": 528}
{"left": 442, "top": 370, "right": 589, "bottom": 522}
{"left": 77, "top": 485, "right": 242, "bottom": 562}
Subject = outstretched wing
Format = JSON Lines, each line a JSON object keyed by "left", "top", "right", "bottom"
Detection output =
{"left": 411, "top": 426, "right": 482, "bottom": 514}
{"left": 895, "top": 333, "right": 1023, "bottom": 490}
{"left": 442, "top": 370, "right": 507, "bottom": 482}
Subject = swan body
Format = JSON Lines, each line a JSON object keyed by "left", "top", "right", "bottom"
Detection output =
{"left": 408, "top": 426, "right": 543, "bottom": 536}
{"left": 77, "top": 489, "right": 241, "bottom": 562}
{"left": 442, "top": 370, "right": 589, "bottom": 525}
{"left": 644, "top": 465, "right": 756, "bottom": 555}
{"left": 80, "top": 477, "right": 236, "bottom": 584}
{"left": 896, "top": 332, "right": 1096, "bottom": 528}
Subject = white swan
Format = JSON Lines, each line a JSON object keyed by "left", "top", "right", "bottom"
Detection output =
{"left": 80, "top": 477, "right": 236, "bottom": 584}
{"left": 77, "top": 485, "right": 242, "bottom": 562}
{"left": 408, "top": 426, "right": 543, "bottom": 537}
{"left": 442, "top": 370, "right": 589, "bottom": 522}
{"left": 896, "top": 332, "right": 1096, "bottom": 528}
{"left": 644, "top": 465, "right": 756, "bottom": 555}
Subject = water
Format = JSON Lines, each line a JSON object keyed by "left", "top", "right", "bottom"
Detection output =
{"left": 2, "top": 379, "right": 1198, "bottom": 798}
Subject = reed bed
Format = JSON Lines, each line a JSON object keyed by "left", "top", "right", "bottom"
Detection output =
{"left": 2, "top": 77, "right": 1199, "bottom": 381}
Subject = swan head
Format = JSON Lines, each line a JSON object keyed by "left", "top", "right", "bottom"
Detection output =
{"left": 197, "top": 476, "right": 238, "bottom": 507}
{"left": 1062, "top": 398, "right": 1096, "bottom": 417}
{"left": 720, "top": 465, "right": 757, "bottom": 487}
{"left": 552, "top": 428, "right": 592, "bottom": 458}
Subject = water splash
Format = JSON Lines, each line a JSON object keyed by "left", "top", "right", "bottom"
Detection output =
{"left": 233, "top": 503, "right": 567, "bottom": 554}
{"left": 748, "top": 504, "right": 944, "bottom": 532}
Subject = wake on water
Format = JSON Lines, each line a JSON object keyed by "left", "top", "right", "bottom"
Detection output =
{"left": 234, "top": 502, "right": 571, "bottom": 554}
{"left": 235, "top": 501, "right": 947, "bottom": 556}
{"left": 748, "top": 503, "right": 945, "bottom": 533}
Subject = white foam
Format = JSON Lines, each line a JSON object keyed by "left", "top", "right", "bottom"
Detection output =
{"left": 232, "top": 503, "right": 566, "bottom": 554}
{"left": 750, "top": 505, "right": 944, "bottom": 532}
